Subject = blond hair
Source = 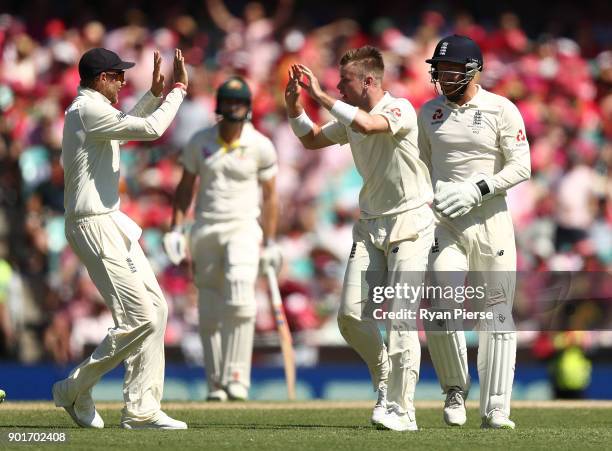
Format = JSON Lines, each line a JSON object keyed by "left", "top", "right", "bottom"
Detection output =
{"left": 340, "top": 46, "right": 384, "bottom": 81}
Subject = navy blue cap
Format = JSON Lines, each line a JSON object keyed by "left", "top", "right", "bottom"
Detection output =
{"left": 78, "top": 48, "right": 135, "bottom": 80}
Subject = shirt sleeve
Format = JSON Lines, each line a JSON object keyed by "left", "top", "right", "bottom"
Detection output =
{"left": 127, "top": 90, "right": 164, "bottom": 118}
{"left": 492, "top": 100, "right": 532, "bottom": 193}
{"left": 80, "top": 87, "right": 186, "bottom": 141}
{"left": 321, "top": 120, "right": 349, "bottom": 145}
{"left": 379, "top": 98, "right": 416, "bottom": 136}
{"left": 417, "top": 111, "right": 432, "bottom": 175}
{"left": 257, "top": 136, "right": 278, "bottom": 181}
{"left": 179, "top": 132, "right": 200, "bottom": 175}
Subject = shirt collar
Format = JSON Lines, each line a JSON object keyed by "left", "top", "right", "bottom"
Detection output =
{"left": 216, "top": 135, "right": 242, "bottom": 152}
{"left": 370, "top": 92, "right": 392, "bottom": 114}
{"left": 215, "top": 122, "right": 252, "bottom": 152}
{"left": 78, "top": 87, "right": 112, "bottom": 105}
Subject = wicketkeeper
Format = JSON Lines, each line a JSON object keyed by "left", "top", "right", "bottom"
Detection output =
{"left": 418, "top": 35, "right": 531, "bottom": 429}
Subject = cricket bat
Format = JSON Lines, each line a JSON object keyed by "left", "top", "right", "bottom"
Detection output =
{"left": 265, "top": 266, "right": 296, "bottom": 400}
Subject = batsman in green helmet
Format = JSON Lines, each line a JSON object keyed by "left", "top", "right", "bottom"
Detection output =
{"left": 164, "top": 76, "right": 280, "bottom": 402}
{"left": 215, "top": 77, "right": 252, "bottom": 122}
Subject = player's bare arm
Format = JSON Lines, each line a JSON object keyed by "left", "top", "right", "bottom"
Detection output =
{"left": 284, "top": 65, "right": 334, "bottom": 149}
{"left": 296, "top": 64, "right": 390, "bottom": 135}
{"left": 163, "top": 168, "right": 196, "bottom": 265}
{"left": 260, "top": 175, "right": 282, "bottom": 272}
{"left": 170, "top": 169, "right": 197, "bottom": 228}
{"left": 260, "top": 176, "right": 278, "bottom": 245}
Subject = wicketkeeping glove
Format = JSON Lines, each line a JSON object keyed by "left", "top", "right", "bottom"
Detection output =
{"left": 260, "top": 242, "right": 282, "bottom": 273}
{"left": 163, "top": 227, "right": 187, "bottom": 265}
{"left": 434, "top": 175, "right": 495, "bottom": 219}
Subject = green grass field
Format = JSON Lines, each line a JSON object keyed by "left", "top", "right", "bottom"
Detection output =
{"left": 1, "top": 401, "right": 611, "bottom": 450}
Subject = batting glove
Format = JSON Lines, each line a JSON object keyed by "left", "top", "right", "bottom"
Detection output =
{"left": 434, "top": 175, "right": 495, "bottom": 219}
{"left": 163, "top": 227, "right": 187, "bottom": 265}
{"left": 260, "top": 242, "right": 282, "bottom": 273}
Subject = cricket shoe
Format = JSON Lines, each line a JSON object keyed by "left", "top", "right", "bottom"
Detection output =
{"left": 52, "top": 381, "right": 104, "bottom": 429}
{"left": 481, "top": 409, "right": 515, "bottom": 429}
{"left": 121, "top": 411, "right": 187, "bottom": 430}
{"left": 443, "top": 388, "right": 467, "bottom": 426}
{"left": 370, "top": 385, "right": 387, "bottom": 426}
{"left": 226, "top": 382, "right": 249, "bottom": 401}
{"left": 206, "top": 389, "right": 228, "bottom": 402}
{"left": 376, "top": 405, "right": 418, "bottom": 432}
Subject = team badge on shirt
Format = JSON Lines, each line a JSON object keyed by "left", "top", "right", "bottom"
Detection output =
{"left": 467, "top": 110, "right": 484, "bottom": 134}
{"left": 201, "top": 146, "right": 216, "bottom": 158}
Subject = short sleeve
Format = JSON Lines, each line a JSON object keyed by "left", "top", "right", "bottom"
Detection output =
{"left": 379, "top": 98, "right": 416, "bottom": 136}
{"left": 257, "top": 136, "right": 278, "bottom": 181}
{"left": 321, "top": 120, "right": 349, "bottom": 145}
{"left": 180, "top": 132, "right": 201, "bottom": 175}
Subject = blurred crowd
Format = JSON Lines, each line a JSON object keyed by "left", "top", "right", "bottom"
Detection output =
{"left": 0, "top": 1, "right": 611, "bottom": 364}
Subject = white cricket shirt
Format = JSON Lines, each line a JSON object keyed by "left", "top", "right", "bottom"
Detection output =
{"left": 62, "top": 86, "right": 186, "bottom": 217}
{"left": 180, "top": 122, "right": 278, "bottom": 222}
{"left": 321, "top": 92, "right": 433, "bottom": 219}
{"left": 417, "top": 85, "right": 531, "bottom": 192}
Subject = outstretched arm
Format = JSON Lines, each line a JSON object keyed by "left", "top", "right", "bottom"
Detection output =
{"left": 271, "top": 0, "right": 294, "bottom": 31}
{"left": 205, "top": 0, "right": 241, "bottom": 33}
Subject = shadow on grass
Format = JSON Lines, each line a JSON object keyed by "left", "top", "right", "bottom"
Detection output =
{"left": 140, "top": 423, "right": 366, "bottom": 430}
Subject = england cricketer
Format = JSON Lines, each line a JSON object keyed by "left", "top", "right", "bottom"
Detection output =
{"left": 53, "top": 48, "right": 188, "bottom": 429}
{"left": 163, "top": 76, "right": 280, "bottom": 402}
{"left": 418, "top": 35, "right": 531, "bottom": 429}
{"left": 285, "top": 47, "right": 434, "bottom": 431}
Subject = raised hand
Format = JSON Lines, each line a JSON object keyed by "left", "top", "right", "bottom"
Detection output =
{"left": 173, "top": 49, "right": 188, "bottom": 88}
{"left": 284, "top": 65, "right": 303, "bottom": 116}
{"left": 296, "top": 64, "right": 324, "bottom": 101}
{"left": 150, "top": 50, "right": 165, "bottom": 97}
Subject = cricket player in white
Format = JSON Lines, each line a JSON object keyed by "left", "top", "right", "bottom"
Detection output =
{"left": 163, "top": 77, "right": 280, "bottom": 402}
{"left": 285, "top": 46, "right": 434, "bottom": 431}
{"left": 418, "top": 35, "right": 531, "bottom": 429}
{"left": 53, "top": 47, "right": 189, "bottom": 429}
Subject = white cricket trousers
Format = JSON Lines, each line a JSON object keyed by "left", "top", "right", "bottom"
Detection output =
{"left": 337, "top": 204, "right": 434, "bottom": 420}
{"left": 62, "top": 213, "right": 168, "bottom": 422}
{"left": 425, "top": 196, "right": 517, "bottom": 419}
{"left": 189, "top": 219, "right": 261, "bottom": 392}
